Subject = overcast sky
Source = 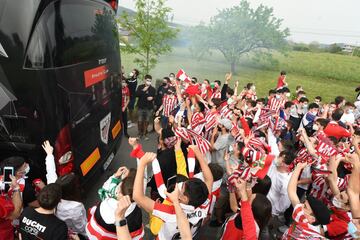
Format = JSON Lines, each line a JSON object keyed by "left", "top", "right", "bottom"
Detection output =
{"left": 119, "top": 0, "right": 360, "bottom": 44}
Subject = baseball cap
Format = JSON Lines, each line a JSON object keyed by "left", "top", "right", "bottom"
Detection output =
{"left": 219, "top": 118, "right": 232, "bottom": 130}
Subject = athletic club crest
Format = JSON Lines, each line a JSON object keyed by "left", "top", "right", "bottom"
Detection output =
{"left": 100, "top": 113, "right": 111, "bottom": 144}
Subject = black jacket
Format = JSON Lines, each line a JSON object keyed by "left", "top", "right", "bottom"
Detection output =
{"left": 136, "top": 84, "right": 156, "bottom": 110}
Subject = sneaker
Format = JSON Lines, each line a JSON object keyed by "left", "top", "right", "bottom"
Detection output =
{"left": 127, "top": 120, "right": 132, "bottom": 124}
{"left": 278, "top": 225, "right": 289, "bottom": 233}
{"left": 128, "top": 123, "right": 133, "bottom": 128}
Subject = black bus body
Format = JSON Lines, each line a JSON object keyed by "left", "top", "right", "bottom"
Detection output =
{"left": 0, "top": 0, "right": 122, "bottom": 185}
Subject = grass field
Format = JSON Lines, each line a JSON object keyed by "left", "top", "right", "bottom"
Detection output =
{"left": 121, "top": 47, "right": 360, "bottom": 103}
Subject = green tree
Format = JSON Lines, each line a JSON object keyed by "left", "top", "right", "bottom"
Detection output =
{"left": 189, "top": 0, "right": 289, "bottom": 73}
{"left": 328, "top": 43, "right": 342, "bottom": 54}
{"left": 117, "top": 0, "right": 178, "bottom": 74}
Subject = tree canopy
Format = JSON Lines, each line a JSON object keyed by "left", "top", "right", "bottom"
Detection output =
{"left": 117, "top": 0, "right": 178, "bottom": 75}
{"left": 189, "top": 0, "right": 290, "bottom": 73}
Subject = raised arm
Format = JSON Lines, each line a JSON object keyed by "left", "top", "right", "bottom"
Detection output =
{"left": 299, "top": 128, "right": 318, "bottom": 157}
{"left": 232, "top": 178, "right": 257, "bottom": 240}
{"left": 42, "top": 140, "right": 58, "bottom": 184}
{"left": 327, "top": 156, "right": 341, "bottom": 196}
{"left": 165, "top": 185, "right": 192, "bottom": 240}
{"left": 346, "top": 153, "right": 360, "bottom": 218}
{"left": 288, "top": 162, "right": 308, "bottom": 207}
{"left": 233, "top": 81, "right": 239, "bottom": 96}
{"left": 189, "top": 145, "right": 213, "bottom": 193}
{"left": 221, "top": 73, "right": 231, "bottom": 101}
{"left": 210, "top": 126, "right": 218, "bottom": 150}
{"left": 352, "top": 134, "right": 360, "bottom": 156}
{"left": 185, "top": 98, "right": 192, "bottom": 125}
{"left": 154, "top": 117, "right": 162, "bottom": 134}
{"left": 7, "top": 175, "right": 22, "bottom": 220}
{"left": 133, "top": 152, "right": 156, "bottom": 213}
{"left": 115, "top": 195, "right": 132, "bottom": 240}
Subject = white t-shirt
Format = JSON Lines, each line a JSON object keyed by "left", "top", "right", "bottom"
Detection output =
{"left": 56, "top": 199, "right": 87, "bottom": 236}
{"left": 266, "top": 162, "right": 292, "bottom": 216}
{"left": 340, "top": 113, "right": 355, "bottom": 125}
{"left": 152, "top": 198, "right": 210, "bottom": 240}
{"left": 298, "top": 166, "right": 311, "bottom": 190}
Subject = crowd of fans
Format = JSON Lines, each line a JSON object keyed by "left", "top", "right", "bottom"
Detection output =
{"left": 1, "top": 68, "right": 360, "bottom": 240}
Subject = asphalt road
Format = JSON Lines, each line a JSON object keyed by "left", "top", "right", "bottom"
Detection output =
{"left": 83, "top": 124, "right": 222, "bottom": 240}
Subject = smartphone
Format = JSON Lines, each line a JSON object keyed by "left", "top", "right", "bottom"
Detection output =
{"left": 166, "top": 175, "right": 177, "bottom": 189}
{"left": 3, "top": 166, "right": 14, "bottom": 184}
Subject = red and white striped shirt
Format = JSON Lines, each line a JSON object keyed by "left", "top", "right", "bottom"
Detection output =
{"left": 162, "top": 95, "right": 178, "bottom": 117}
{"left": 267, "top": 97, "right": 285, "bottom": 114}
{"left": 204, "top": 111, "right": 219, "bottom": 132}
{"left": 245, "top": 92, "right": 257, "bottom": 101}
{"left": 191, "top": 112, "right": 206, "bottom": 134}
{"left": 282, "top": 204, "right": 325, "bottom": 239}
{"left": 219, "top": 105, "right": 233, "bottom": 119}
{"left": 211, "top": 91, "right": 221, "bottom": 100}
{"left": 309, "top": 175, "right": 328, "bottom": 201}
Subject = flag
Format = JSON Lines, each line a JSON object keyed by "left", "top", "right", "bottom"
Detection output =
{"left": 185, "top": 84, "right": 201, "bottom": 96}
{"left": 311, "top": 166, "right": 332, "bottom": 176}
{"left": 188, "top": 129, "right": 211, "bottom": 155}
{"left": 257, "top": 107, "right": 272, "bottom": 126}
{"left": 173, "top": 127, "right": 211, "bottom": 154}
{"left": 173, "top": 127, "right": 191, "bottom": 142}
{"left": 176, "top": 69, "right": 191, "bottom": 83}
{"left": 204, "top": 111, "right": 219, "bottom": 132}
{"left": 269, "top": 115, "right": 287, "bottom": 132}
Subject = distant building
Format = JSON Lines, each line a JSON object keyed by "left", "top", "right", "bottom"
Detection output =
{"left": 342, "top": 44, "right": 355, "bottom": 53}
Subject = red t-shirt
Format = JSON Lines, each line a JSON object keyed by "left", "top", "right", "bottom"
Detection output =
{"left": 221, "top": 201, "right": 258, "bottom": 240}
{"left": 323, "top": 121, "right": 351, "bottom": 139}
{"left": 121, "top": 86, "right": 130, "bottom": 108}
{"left": 277, "top": 75, "right": 286, "bottom": 89}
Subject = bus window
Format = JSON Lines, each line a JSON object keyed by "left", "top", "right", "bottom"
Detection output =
{"left": 25, "top": 0, "right": 118, "bottom": 69}
{"left": 48, "top": 0, "right": 118, "bottom": 67}
{"left": 24, "top": 22, "right": 52, "bottom": 69}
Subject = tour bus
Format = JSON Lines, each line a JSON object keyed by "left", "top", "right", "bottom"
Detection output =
{"left": 0, "top": 0, "right": 122, "bottom": 185}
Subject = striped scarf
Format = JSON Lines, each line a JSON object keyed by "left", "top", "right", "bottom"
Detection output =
{"left": 173, "top": 127, "right": 211, "bottom": 155}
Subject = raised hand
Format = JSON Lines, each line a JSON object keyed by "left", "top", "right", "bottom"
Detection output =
{"left": 296, "top": 161, "right": 308, "bottom": 170}
{"left": 140, "top": 152, "right": 157, "bottom": 165}
{"left": 128, "top": 137, "right": 138, "bottom": 148}
{"left": 115, "top": 166, "right": 130, "bottom": 179}
{"left": 115, "top": 195, "right": 132, "bottom": 220}
{"left": 42, "top": 140, "right": 53, "bottom": 156}
{"left": 225, "top": 73, "right": 232, "bottom": 83}
{"left": 164, "top": 184, "right": 180, "bottom": 204}
{"left": 9, "top": 175, "right": 20, "bottom": 190}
